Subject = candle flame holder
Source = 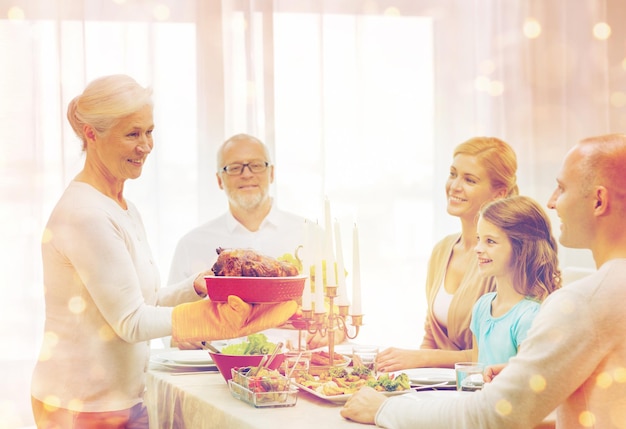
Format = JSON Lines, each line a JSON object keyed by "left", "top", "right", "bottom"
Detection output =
{"left": 299, "top": 285, "right": 363, "bottom": 365}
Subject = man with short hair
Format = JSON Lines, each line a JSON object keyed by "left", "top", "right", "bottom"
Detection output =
{"left": 168, "top": 133, "right": 305, "bottom": 285}
{"left": 340, "top": 134, "right": 626, "bottom": 428}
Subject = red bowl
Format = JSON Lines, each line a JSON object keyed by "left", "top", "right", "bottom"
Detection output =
{"left": 209, "top": 352, "right": 286, "bottom": 382}
{"left": 204, "top": 275, "right": 306, "bottom": 303}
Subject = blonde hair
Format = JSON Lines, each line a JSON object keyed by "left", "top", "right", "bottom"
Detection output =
{"left": 454, "top": 137, "right": 519, "bottom": 196}
{"left": 67, "top": 74, "right": 153, "bottom": 150}
{"left": 480, "top": 195, "right": 561, "bottom": 300}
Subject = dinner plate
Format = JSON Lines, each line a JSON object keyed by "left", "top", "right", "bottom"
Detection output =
{"left": 403, "top": 368, "right": 456, "bottom": 386}
{"left": 295, "top": 382, "right": 409, "bottom": 404}
{"left": 151, "top": 350, "right": 217, "bottom": 370}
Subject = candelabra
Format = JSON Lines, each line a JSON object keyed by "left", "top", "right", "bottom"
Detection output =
{"left": 297, "top": 285, "right": 363, "bottom": 365}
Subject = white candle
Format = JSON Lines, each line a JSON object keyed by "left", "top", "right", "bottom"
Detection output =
{"left": 301, "top": 220, "right": 312, "bottom": 311}
{"left": 352, "top": 223, "right": 362, "bottom": 314}
{"left": 324, "top": 197, "right": 336, "bottom": 285}
{"left": 314, "top": 223, "right": 325, "bottom": 312}
{"left": 335, "top": 220, "right": 349, "bottom": 306}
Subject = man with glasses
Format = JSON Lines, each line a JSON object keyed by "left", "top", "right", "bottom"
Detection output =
{"left": 168, "top": 133, "right": 306, "bottom": 286}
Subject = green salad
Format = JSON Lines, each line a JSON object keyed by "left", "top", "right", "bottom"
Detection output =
{"left": 221, "top": 333, "right": 278, "bottom": 355}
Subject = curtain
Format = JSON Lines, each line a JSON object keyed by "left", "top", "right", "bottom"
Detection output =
{"left": 1, "top": 0, "right": 624, "bottom": 426}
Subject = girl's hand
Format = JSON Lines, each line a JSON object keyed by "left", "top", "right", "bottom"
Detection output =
{"left": 484, "top": 363, "right": 507, "bottom": 382}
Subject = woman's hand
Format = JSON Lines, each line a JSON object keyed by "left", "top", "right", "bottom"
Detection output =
{"left": 376, "top": 347, "right": 422, "bottom": 373}
{"left": 193, "top": 271, "right": 211, "bottom": 298}
{"left": 340, "top": 386, "right": 386, "bottom": 424}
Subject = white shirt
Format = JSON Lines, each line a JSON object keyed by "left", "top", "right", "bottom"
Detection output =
{"left": 168, "top": 203, "right": 306, "bottom": 284}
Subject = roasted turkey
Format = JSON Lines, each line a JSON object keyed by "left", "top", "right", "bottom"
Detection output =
{"left": 211, "top": 248, "right": 299, "bottom": 277}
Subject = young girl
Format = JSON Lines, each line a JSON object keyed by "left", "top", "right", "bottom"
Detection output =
{"left": 471, "top": 195, "right": 561, "bottom": 366}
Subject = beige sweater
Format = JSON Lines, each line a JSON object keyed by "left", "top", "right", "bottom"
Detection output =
{"left": 420, "top": 233, "right": 496, "bottom": 359}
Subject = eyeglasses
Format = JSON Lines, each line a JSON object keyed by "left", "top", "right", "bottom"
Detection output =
{"left": 220, "top": 160, "right": 270, "bottom": 176}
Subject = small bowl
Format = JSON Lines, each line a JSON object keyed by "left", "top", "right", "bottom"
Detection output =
{"left": 209, "top": 352, "right": 286, "bottom": 382}
{"left": 204, "top": 275, "right": 306, "bottom": 303}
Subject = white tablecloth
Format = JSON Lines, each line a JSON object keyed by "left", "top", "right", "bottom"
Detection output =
{"left": 145, "top": 366, "right": 359, "bottom": 429}
{"left": 145, "top": 365, "right": 556, "bottom": 429}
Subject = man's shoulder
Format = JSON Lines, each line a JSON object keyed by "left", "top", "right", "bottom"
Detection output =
{"left": 274, "top": 207, "right": 306, "bottom": 221}
{"left": 177, "top": 213, "right": 230, "bottom": 241}
{"left": 268, "top": 206, "right": 307, "bottom": 227}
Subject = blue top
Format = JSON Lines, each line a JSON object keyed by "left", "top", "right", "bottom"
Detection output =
{"left": 470, "top": 292, "right": 541, "bottom": 366}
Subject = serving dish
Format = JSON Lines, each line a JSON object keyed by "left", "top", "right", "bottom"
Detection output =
{"left": 204, "top": 275, "right": 306, "bottom": 303}
{"left": 228, "top": 380, "right": 298, "bottom": 408}
{"left": 209, "top": 351, "right": 285, "bottom": 381}
{"left": 228, "top": 367, "right": 298, "bottom": 408}
{"left": 295, "top": 382, "right": 409, "bottom": 404}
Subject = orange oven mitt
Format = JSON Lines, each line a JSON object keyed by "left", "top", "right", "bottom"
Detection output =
{"left": 171, "top": 295, "right": 297, "bottom": 343}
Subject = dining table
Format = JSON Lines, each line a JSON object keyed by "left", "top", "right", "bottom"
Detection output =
{"left": 145, "top": 350, "right": 556, "bottom": 429}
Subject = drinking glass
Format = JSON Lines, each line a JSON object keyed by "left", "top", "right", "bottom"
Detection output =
{"left": 352, "top": 345, "right": 379, "bottom": 374}
{"left": 281, "top": 350, "right": 311, "bottom": 380}
{"left": 455, "top": 362, "right": 485, "bottom": 391}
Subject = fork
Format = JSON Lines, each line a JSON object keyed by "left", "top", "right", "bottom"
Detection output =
{"left": 412, "top": 381, "right": 454, "bottom": 390}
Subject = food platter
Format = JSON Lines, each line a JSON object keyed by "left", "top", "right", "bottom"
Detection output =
{"left": 294, "top": 382, "right": 410, "bottom": 404}
{"left": 204, "top": 275, "right": 307, "bottom": 303}
{"left": 150, "top": 349, "right": 217, "bottom": 370}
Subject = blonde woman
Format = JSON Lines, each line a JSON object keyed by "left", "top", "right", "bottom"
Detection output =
{"left": 378, "top": 137, "right": 518, "bottom": 371}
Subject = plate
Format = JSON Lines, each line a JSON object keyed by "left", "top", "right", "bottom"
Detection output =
{"left": 151, "top": 350, "right": 217, "bottom": 370}
{"left": 403, "top": 368, "right": 456, "bottom": 386}
{"left": 204, "top": 275, "right": 306, "bottom": 303}
{"left": 308, "top": 351, "right": 351, "bottom": 376}
{"left": 295, "top": 382, "right": 409, "bottom": 404}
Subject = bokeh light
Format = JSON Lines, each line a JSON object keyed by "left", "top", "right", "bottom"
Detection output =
{"left": 495, "top": 398, "right": 513, "bottom": 416}
{"left": 7, "top": 6, "right": 25, "bottom": 20}
{"left": 610, "top": 91, "right": 626, "bottom": 108}
{"left": 579, "top": 410, "right": 596, "bottom": 427}
{"left": 614, "top": 366, "right": 626, "bottom": 383}
{"left": 383, "top": 7, "right": 401, "bottom": 17}
{"left": 529, "top": 374, "right": 547, "bottom": 392}
{"left": 98, "top": 324, "right": 116, "bottom": 341}
{"left": 596, "top": 371, "right": 613, "bottom": 388}
{"left": 42, "top": 395, "right": 61, "bottom": 411}
{"left": 523, "top": 18, "right": 541, "bottom": 39}
{"left": 68, "top": 398, "right": 84, "bottom": 412}
{"left": 593, "top": 22, "right": 611, "bottom": 40}
{"left": 68, "top": 296, "right": 86, "bottom": 314}
{"left": 488, "top": 80, "right": 504, "bottom": 96}
{"left": 474, "top": 76, "right": 490, "bottom": 92}
{"left": 154, "top": 4, "right": 170, "bottom": 21}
